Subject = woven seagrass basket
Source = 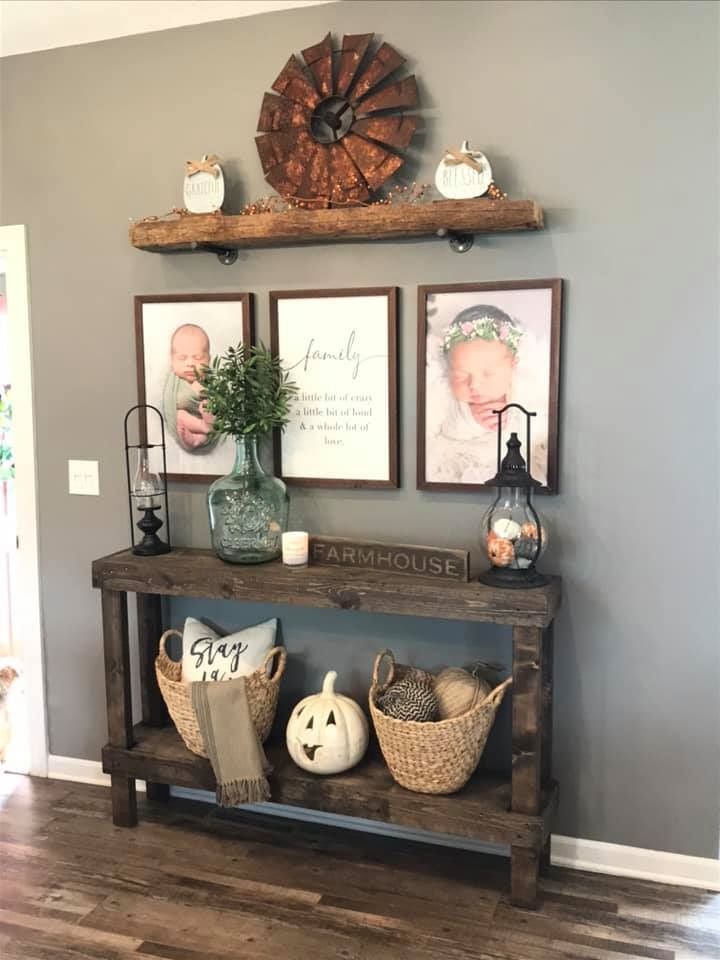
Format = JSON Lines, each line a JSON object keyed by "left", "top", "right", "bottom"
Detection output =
{"left": 156, "top": 629, "right": 287, "bottom": 758}
{"left": 369, "top": 649, "right": 511, "bottom": 795}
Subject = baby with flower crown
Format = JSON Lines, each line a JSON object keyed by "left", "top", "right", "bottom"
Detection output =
{"left": 428, "top": 304, "right": 545, "bottom": 484}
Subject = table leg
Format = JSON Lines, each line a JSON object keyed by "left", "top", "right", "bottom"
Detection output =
{"left": 137, "top": 593, "right": 170, "bottom": 802}
{"left": 539, "top": 836, "right": 552, "bottom": 877}
{"left": 136, "top": 593, "right": 168, "bottom": 727}
{"left": 510, "top": 625, "right": 543, "bottom": 907}
{"left": 511, "top": 625, "right": 543, "bottom": 815}
{"left": 102, "top": 588, "right": 137, "bottom": 827}
{"left": 540, "top": 624, "right": 555, "bottom": 877}
{"left": 511, "top": 846, "right": 539, "bottom": 908}
{"left": 146, "top": 783, "right": 171, "bottom": 803}
{"left": 110, "top": 773, "right": 138, "bottom": 827}
{"left": 541, "top": 623, "right": 554, "bottom": 787}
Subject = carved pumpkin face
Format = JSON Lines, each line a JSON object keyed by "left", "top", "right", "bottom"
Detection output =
{"left": 286, "top": 671, "right": 369, "bottom": 775}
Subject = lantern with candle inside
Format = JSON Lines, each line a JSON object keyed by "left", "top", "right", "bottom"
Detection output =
{"left": 124, "top": 404, "right": 171, "bottom": 556}
{"left": 479, "top": 403, "right": 548, "bottom": 589}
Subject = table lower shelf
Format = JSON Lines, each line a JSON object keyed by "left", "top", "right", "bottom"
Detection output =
{"left": 102, "top": 724, "right": 557, "bottom": 851}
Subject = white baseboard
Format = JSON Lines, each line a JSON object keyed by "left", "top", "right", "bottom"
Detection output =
{"left": 47, "top": 755, "right": 146, "bottom": 792}
{"left": 551, "top": 834, "right": 720, "bottom": 891}
{"left": 46, "top": 755, "right": 720, "bottom": 892}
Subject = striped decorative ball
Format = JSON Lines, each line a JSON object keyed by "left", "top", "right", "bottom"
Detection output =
{"left": 377, "top": 678, "right": 439, "bottom": 722}
{"left": 404, "top": 666, "right": 435, "bottom": 687}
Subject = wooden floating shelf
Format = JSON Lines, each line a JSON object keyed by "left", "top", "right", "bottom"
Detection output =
{"left": 102, "top": 724, "right": 558, "bottom": 850}
{"left": 92, "top": 548, "right": 561, "bottom": 629}
{"left": 129, "top": 198, "right": 544, "bottom": 253}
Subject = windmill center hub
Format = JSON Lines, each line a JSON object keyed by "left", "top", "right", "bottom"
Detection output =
{"left": 310, "top": 96, "right": 356, "bottom": 144}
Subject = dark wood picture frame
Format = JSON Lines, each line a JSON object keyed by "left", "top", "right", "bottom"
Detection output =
{"left": 134, "top": 293, "right": 254, "bottom": 483}
{"left": 417, "top": 279, "right": 562, "bottom": 494}
{"left": 269, "top": 287, "right": 399, "bottom": 489}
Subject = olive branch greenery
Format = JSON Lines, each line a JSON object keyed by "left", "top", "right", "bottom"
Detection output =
{"left": 200, "top": 343, "right": 297, "bottom": 440}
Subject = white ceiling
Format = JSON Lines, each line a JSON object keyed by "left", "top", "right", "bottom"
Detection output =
{"left": 0, "top": 0, "right": 336, "bottom": 58}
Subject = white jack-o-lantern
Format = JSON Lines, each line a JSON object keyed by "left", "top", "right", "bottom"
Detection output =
{"left": 183, "top": 154, "right": 225, "bottom": 213}
{"left": 435, "top": 140, "right": 492, "bottom": 200}
{"left": 286, "top": 671, "right": 369, "bottom": 775}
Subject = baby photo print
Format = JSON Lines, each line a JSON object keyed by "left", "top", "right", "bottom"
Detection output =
{"left": 417, "top": 280, "right": 562, "bottom": 493}
{"left": 135, "top": 294, "right": 253, "bottom": 481}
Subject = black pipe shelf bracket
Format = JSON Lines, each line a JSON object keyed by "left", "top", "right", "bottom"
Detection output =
{"left": 436, "top": 227, "right": 474, "bottom": 253}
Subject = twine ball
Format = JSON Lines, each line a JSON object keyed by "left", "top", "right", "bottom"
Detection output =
{"left": 378, "top": 678, "right": 438, "bottom": 723}
{"left": 434, "top": 667, "right": 491, "bottom": 720}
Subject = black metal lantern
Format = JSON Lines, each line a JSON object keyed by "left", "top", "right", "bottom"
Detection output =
{"left": 124, "top": 404, "right": 171, "bottom": 556}
{"left": 479, "top": 403, "right": 548, "bottom": 589}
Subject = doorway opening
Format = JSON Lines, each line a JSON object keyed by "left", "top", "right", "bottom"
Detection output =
{"left": 0, "top": 225, "right": 46, "bottom": 777}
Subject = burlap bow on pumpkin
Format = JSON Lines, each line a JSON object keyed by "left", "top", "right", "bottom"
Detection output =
{"left": 185, "top": 154, "right": 221, "bottom": 178}
{"left": 443, "top": 147, "right": 486, "bottom": 174}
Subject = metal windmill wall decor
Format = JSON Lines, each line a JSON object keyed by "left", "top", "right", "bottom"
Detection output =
{"left": 255, "top": 33, "right": 419, "bottom": 208}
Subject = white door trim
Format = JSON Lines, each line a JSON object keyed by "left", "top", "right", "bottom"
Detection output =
{"left": 2, "top": 224, "right": 47, "bottom": 777}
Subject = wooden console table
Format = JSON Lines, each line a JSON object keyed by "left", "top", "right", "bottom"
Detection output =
{"left": 93, "top": 547, "right": 560, "bottom": 908}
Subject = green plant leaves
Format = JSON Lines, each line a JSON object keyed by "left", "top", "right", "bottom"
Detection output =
{"left": 200, "top": 343, "right": 298, "bottom": 440}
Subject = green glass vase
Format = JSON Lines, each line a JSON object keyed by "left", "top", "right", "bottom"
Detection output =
{"left": 207, "top": 436, "right": 288, "bottom": 564}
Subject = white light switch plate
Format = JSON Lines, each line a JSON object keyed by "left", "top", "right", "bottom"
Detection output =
{"left": 68, "top": 459, "right": 99, "bottom": 496}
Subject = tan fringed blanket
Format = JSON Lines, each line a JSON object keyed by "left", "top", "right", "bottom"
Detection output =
{"left": 191, "top": 677, "right": 272, "bottom": 807}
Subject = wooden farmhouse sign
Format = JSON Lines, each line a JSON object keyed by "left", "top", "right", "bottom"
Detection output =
{"left": 309, "top": 536, "right": 469, "bottom": 582}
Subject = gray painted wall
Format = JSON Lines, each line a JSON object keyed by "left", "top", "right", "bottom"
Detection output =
{"left": 1, "top": 0, "right": 718, "bottom": 858}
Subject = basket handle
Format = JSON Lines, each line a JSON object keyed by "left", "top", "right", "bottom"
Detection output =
{"left": 483, "top": 676, "right": 512, "bottom": 707}
{"left": 262, "top": 646, "right": 287, "bottom": 684}
{"left": 159, "top": 629, "right": 183, "bottom": 659}
{"left": 372, "top": 649, "right": 396, "bottom": 690}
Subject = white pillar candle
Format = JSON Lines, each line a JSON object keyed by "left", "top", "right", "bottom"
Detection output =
{"left": 282, "top": 531, "right": 309, "bottom": 566}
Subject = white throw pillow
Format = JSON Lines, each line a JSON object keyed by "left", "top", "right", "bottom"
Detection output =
{"left": 180, "top": 616, "right": 277, "bottom": 683}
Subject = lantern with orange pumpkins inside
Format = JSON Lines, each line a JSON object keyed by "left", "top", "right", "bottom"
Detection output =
{"left": 479, "top": 403, "right": 548, "bottom": 589}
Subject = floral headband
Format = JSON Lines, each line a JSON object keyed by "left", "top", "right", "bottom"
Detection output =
{"left": 441, "top": 307, "right": 523, "bottom": 357}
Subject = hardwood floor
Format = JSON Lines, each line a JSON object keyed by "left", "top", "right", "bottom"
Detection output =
{"left": 1, "top": 774, "right": 718, "bottom": 959}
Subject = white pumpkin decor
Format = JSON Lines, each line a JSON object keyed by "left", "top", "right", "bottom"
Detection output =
{"left": 435, "top": 140, "right": 493, "bottom": 200}
{"left": 183, "top": 154, "right": 225, "bottom": 213}
{"left": 286, "top": 671, "right": 369, "bottom": 775}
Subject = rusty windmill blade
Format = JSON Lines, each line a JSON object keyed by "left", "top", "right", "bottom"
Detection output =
{"left": 265, "top": 158, "right": 305, "bottom": 198}
{"left": 356, "top": 76, "right": 419, "bottom": 114}
{"left": 335, "top": 33, "right": 374, "bottom": 97}
{"left": 255, "top": 129, "right": 309, "bottom": 175}
{"left": 349, "top": 42, "right": 405, "bottom": 103}
{"left": 297, "top": 143, "right": 332, "bottom": 206}
{"left": 341, "top": 133, "right": 404, "bottom": 193}
{"left": 302, "top": 32, "right": 334, "bottom": 98}
{"left": 351, "top": 115, "right": 419, "bottom": 150}
{"left": 265, "top": 140, "right": 334, "bottom": 209}
{"left": 257, "top": 92, "right": 311, "bottom": 132}
{"left": 327, "top": 143, "right": 370, "bottom": 205}
{"left": 271, "top": 55, "right": 321, "bottom": 110}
